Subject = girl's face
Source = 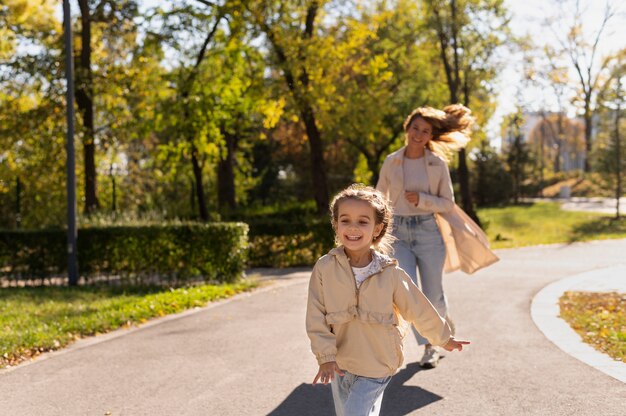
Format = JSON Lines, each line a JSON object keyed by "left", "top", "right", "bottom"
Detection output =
{"left": 335, "top": 198, "right": 384, "bottom": 255}
{"left": 406, "top": 117, "right": 433, "bottom": 151}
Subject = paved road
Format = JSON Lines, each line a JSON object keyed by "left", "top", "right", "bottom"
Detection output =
{"left": 526, "top": 196, "right": 626, "bottom": 215}
{"left": 1, "top": 240, "right": 626, "bottom": 415}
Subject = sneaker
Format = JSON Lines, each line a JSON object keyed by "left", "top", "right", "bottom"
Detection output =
{"left": 419, "top": 346, "right": 440, "bottom": 369}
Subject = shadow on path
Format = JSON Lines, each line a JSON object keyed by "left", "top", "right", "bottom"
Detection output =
{"left": 267, "top": 383, "right": 334, "bottom": 416}
{"left": 381, "top": 363, "right": 443, "bottom": 415}
{"left": 268, "top": 363, "right": 441, "bottom": 416}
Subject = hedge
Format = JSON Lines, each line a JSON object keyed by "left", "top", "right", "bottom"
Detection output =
{"left": 0, "top": 223, "right": 248, "bottom": 285}
{"left": 246, "top": 219, "right": 335, "bottom": 267}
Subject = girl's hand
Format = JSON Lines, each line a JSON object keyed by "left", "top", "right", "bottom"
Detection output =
{"left": 442, "top": 337, "right": 470, "bottom": 352}
{"left": 405, "top": 191, "right": 420, "bottom": 206}
{"left": 312, "top": 361, "right": 345, "bottom": 385}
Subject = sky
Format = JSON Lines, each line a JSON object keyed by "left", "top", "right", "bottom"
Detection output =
{"left": 491, "top": 0, "right": 625, "bottom": 145}
{"left": 56, "top": 0, "right": 625, "bottom": 146}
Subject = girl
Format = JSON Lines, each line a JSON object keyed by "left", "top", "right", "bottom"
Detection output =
{"left": 306, "top": 184, "right": 469, "bottom": 416}
{"left": 376, "top": 105, "right": 498, "bottom": 369}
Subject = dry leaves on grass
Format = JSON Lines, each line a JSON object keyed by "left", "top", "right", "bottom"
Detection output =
{"left": 559, "top": 291, "right": 626, "bottom": 363}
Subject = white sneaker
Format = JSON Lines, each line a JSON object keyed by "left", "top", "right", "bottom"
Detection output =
{"left": 419, "top": 346, "right": 440, "bottom": 369}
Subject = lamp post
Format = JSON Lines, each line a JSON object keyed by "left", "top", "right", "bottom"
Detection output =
{"left": 63, "top": 0, "right": 78, "bottom": 286}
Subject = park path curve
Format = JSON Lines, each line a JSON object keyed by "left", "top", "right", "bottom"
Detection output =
{"left": 1, "top": 239, "right": 626, "bottom": 415}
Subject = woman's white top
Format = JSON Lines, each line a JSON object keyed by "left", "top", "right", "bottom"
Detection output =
{"left": 394, "top": 156, "right": 431, "bottom": 216}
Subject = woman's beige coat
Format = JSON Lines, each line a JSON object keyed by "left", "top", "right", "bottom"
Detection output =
{"left": 306, "top": 248, "right": 452, "bottom": 378}
{"left": 376, "top": 146, "right": 499, "bottom": 274}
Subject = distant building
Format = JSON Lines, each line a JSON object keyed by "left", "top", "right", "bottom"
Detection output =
{"left": 503, "top": 111, "right": 586, "bottom": 172}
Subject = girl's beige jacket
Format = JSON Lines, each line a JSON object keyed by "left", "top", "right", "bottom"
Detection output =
{"left": 306, "top": 247, "right": 452, "bottom": 378}
{"left": 376, "top": 146, "right": 499, "bottom": 274}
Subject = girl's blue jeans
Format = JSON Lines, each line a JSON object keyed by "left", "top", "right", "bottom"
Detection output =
{"left": 331, "top": 370, "right": 391, "bottom": 416}
{"left": 391, "top": 214, "right": 447, "bottom": 345}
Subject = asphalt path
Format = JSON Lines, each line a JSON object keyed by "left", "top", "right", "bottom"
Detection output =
{"left": 1, "top": 239, "right": 626, "bottom": 415}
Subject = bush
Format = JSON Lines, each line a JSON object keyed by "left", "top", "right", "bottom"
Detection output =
{"left": 246, "top": 219, "right": 334, "bottom": 267}
{"left": 0, "top": 223, "right": 247, "bottom": 285}
{"left": 471, "top": 143, "right": 513, "bottom": 206}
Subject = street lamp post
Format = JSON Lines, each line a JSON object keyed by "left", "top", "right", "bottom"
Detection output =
{"left": 63, "top": 0, "right": 78, "bottom": 286}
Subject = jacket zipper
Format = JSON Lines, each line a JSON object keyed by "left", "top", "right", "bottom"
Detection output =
{"left": 346, "top": 259, "right": 393, "bottom": 310}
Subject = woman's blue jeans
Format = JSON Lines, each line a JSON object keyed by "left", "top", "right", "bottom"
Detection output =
{"left": 331, "top": 370, "right": 391, "bottom": 416}
{"left": 391, "top": 214, "right": 447, "bottom": 345}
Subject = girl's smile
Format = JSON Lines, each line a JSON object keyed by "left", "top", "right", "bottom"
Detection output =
{"left": 335, "top": 199, "right": 384, "bottom": 266}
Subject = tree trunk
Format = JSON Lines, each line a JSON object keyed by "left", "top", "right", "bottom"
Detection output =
{"left": 217, "top": 131, "right": 237, "bottom": 212}
{"left": 76, "top": 0, "right": 99, "bottom": 214}
{"left": 300, "top": 106, "right": 329, "bottom": 214}
{"left": 368, "top": 156, "right": 381, "bottom": 187}
{"left": 583, "top": 99, "right": 593, "bottom": 173}
{"left": 459, "top": 97, "right": 480, "bottom": 225}
{"left": 615, "top": 79, "right": 622, "bottom": 219}
{"left": 255, "top": 3, "right": 329, "bottom": 215}
{"left": 191, "top": 145, "right": 208, "bottom": 221}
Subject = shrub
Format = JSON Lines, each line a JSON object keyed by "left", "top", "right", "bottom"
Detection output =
{"left": 246, "top": 219, "right": 334, "bottom": 267}
{"left": 0, "top": 223, "right": 247, "bottom": 285}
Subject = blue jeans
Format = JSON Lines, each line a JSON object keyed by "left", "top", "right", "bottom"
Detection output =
{"left": 331, "top": 371, "right": 391, "bottom": 416}
{"left": 392, "top": 214, "right": 447, "bottom": 345}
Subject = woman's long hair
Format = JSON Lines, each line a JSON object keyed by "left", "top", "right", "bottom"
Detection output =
{"left": 403, "top": 104, "right": 475, "bottom": 162}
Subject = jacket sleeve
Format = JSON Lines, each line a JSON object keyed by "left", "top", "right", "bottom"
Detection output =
{"left": 417, "top": 163, "right": 455, "bottom": 213}
{"left": 375, "top": 157, "right": 391, "bottom": 199}
{"left": 305, "top": 262, "right": 337, "bottom": 365}
{"left": 392, "top": 267, "right": 452, "bottom": 347}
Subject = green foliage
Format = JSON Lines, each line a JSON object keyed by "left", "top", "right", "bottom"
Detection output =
{"left": 225, "top": 199, "right": 334, "bottom": 267}
{"left": 471, "top": 140, "right": 512, "bottom": 206}
{"left": 0, "top": 223, "right": 248, "bottom": 284}
{"left": 0, "top": 1, "right": 521, "bottom": 232}
{"left": 0, "top": 279, "right": 258, "bottom": 368}
{"left": 246, "top": 218, "right": 335, "bottom": 267}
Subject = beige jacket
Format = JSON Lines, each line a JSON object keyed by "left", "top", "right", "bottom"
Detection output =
{"left": 376, "top": 146, "right": 499, "bottom": 274}
{"left": 306, "top": 247, "right": 452, "bottom": 378}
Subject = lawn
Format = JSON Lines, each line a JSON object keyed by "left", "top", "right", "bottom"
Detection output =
{"left": 478, "top": 202, "right": 626, "bottom": 249}
{"left": 0, "top": 280, "right": 258, "bottom": 369}
{"left": 559, "top": 291, "right": 626, "bottom": 363}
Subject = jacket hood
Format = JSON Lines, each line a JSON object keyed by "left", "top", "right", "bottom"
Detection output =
{"left": 328, "top": 246, "right": 397, "bottom": 272}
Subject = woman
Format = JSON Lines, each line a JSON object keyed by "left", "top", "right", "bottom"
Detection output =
{"left": 376, "top": 104, "right": 498, "bottom": 368}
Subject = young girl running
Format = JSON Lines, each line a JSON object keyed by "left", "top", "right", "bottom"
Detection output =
{"left": 306, "top": 184, "right": 469, "bottom": 416}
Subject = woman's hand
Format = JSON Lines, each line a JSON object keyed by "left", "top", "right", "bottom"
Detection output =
{"left": 313, "top": 361, "right": 345, "bottom": 385}
{"left": 442, "top": 337, "right": 470, "bottom": 352}
{"left": 405, "top": 191, "right": 420, "bottom": 206}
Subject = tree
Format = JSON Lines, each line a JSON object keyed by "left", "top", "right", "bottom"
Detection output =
{"left": 422, "top": 0, "right": 511, "bottom": 224}
{"left": 548, "top": 0, "right": 617, "bottom": 172}
{"left": 522, "top": 42, "right": 576, "bottom": 182}
{"left": 244, "top": 0, "right": 331, "bottom": 214}
{"left": 503, "top": 110, "right": 531, "bottom": 204}
{"left": 594, "top": 50, "right": 625, "bottom": 218}
{"left": 75, "top": 0, "right": 139, "bottom": 213}
{"left": 322, "top": 0, "right": 449, "bottom": 186}
{"left": 471, "top": 140, "right": 512, "bottom": 206}
{"left": 0, "top": 0, "right": 67, "bottom": 228}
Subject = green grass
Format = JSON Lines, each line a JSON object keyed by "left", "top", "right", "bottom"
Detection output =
{"left": 559, "top": 291, "right": 626, "bottom": 363}
{"left": 478, "top": 202, "right": 626, "bottom": 249}
{"left": 0, "top": 280, "right": 258, "bottom": 368}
